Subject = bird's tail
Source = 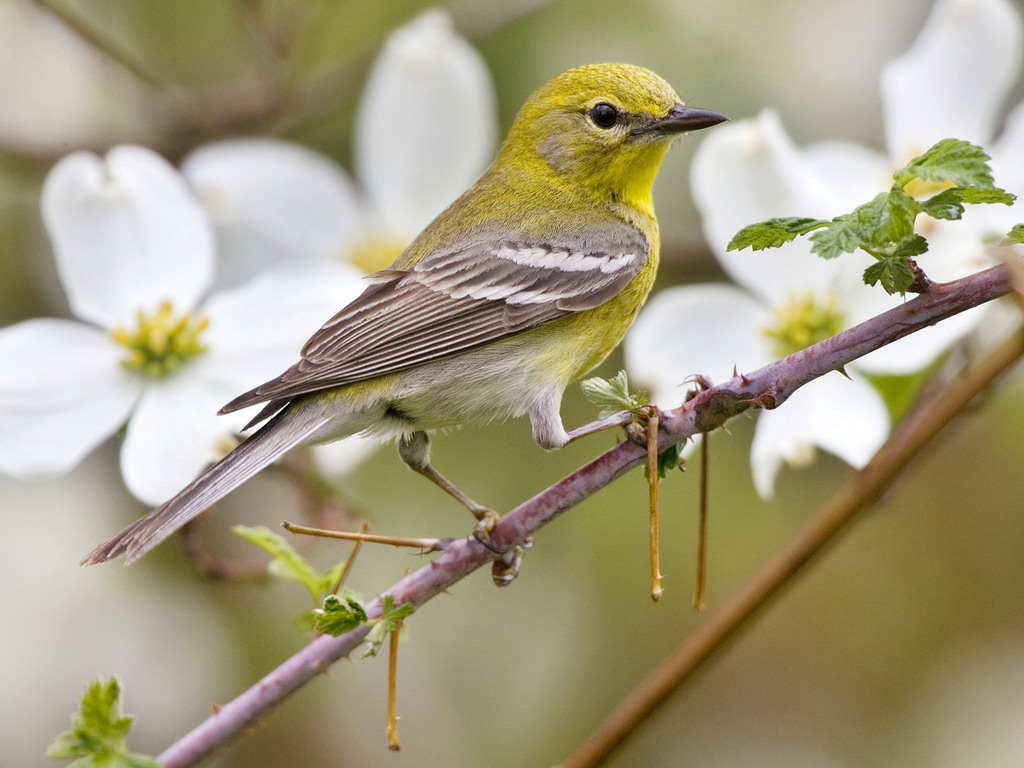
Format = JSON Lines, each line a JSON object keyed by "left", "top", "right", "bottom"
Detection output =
{"left": 81, "top": 401, "right": 330, "bottom": 566}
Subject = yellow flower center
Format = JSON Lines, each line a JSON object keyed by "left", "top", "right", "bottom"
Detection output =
{"left": 763, "top": 292, "right": 845, "bottom": 358}
{"left": 348, "top": 234, "right": 409, "bottom": 273}
{"left": 111, "top": 300, "right": 209, "bottom": 378}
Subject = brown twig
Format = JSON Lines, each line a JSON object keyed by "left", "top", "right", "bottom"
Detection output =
{"left": 386, "top": 620, "right": 402, "bottom": 750}
{"left": 646, "top": 407, "right": 663, "bottom": 601}
{"left": 329, "top": 521, "right": 368, "bottom": 595}
{"left": 33, "top": 0, "right": 175, "bottom": 93}
{"left": 694, "top": 433, "right": 709, "bottom": 611}
{"left": 282, "top": 521, "right": 445, "bottom": 553}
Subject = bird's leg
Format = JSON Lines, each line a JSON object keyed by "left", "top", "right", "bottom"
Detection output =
{"left": 397, "top": 433, "right": 524, "bottom": 583}
{"left": 530, "top": 389, "right": 637, "bottom": 447}
{"left": 534, "top": 390, "right": 671, "bottom": 599}
{"left": 396, "top": 431, "right": 503, "bottom": 543}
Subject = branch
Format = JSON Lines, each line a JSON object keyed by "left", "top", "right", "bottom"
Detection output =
{"left": 155, "top": 259, "right": 1017, "bottom": 767}
{"left": 33, "top": 0, "right": 175, "bottom": 93}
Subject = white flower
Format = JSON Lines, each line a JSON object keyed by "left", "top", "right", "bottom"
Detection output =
{"left": 0, "top": 146, "right": 363, "bottom": 504}
{"left": 626, "top": 0, "right": 1024, "bottom": 497}
{"left": 353, "top": 9, "right": 497, "bottom": 244}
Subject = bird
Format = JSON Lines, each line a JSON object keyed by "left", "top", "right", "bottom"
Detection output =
{"left": 82, "top": 63, "right": 727, "bottom": 566}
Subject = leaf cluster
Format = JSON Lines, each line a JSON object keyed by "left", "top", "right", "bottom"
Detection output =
{"left": 46, "top": 677, "right": 159, "bottom": 768}
{"left": 362, "top": 595, "right": 414, "bottom": 658}
{"left": 312, "top": 593, "right": 368, "bottom": 636}
{"left": 728, "top": 139, "right": 1019, "bottom": 294}
{"left": 580, "top": 369, "right": 647, "bottom": 417}
{"left": 233, "top": 524, "right": 364, "bottom": 632}
{"left": 231, "top": 525, "right": 412, "bottom": 657}
{"left": 581, "top": 370, "right": 685, "bottom": 479}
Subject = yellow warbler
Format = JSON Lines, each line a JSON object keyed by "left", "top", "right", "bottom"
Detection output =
{"left": 84, "top": 63, "right": 726, "bottom": 566}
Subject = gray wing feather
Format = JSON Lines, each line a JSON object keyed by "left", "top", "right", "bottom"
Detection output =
{"left": 221, "top": 232, "right": 647, "bottom": 416}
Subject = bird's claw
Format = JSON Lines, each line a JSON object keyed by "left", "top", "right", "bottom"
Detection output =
{"left": 491, "top": 538, "right": 534, "bottom": 587}
{"left": 470, "top": 509, "right": 534, "bottom": 587}
{"left": 471, "top": 508, "right": 504, "bottom": 551}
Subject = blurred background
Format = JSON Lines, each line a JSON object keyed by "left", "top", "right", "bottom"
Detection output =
{"left": 3, "top": 1, "right": 1024, "bottom": 766}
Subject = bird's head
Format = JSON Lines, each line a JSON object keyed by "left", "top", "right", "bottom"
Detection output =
{"left": 498, "top": 63, "right": 726, "bottom": 214}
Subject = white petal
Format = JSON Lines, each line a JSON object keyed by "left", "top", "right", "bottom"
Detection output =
{"left": 312, "top": 436, "right": 379, "bottom": 478}
{"left": 181, "top": 139, "right": 364, "bottom": 288}
{"left": 881, "top": 0, "right": 1024, "bottom": 162}
{"left": 802, "top": 140, "right": 893, "bottom": 209}
{"left": 0, "top": 319, "right": 141, "bottom": 476}
{"left": 750, "top": 373, "right": 888, "bottom": 498}
{"left": 356, "top": 10, "right": 497, "bottom": 239}
{"left": 201, "top": 262, "right": 367, "bottom": 393}
{"left": 625, "top": 284, "right": 773, "bottom": 407}
{"left": 121, "top": 265, "right": 376, "bottom": 504}
{"left": 42, "top": 146, "right": 215, "bottom": 328}
{"left": 691, "top": 110, "right": 846, "bottom": 303}
{"left": 990, "top": 99, "right": 1024, "bottom": 199}
{"left": 120, "top": 370, "right": 251, "bottom": 505}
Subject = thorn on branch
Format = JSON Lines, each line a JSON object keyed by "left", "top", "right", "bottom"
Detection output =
{"left": 906, "top": 259, "right": 935, "bottom": 294}
{"left": 693, "top": 388, "right": 760, "bottom": 433}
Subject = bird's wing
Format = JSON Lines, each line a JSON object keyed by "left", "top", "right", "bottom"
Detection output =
{"left": 221, "top": 230, "right": 648, "bottom": 415}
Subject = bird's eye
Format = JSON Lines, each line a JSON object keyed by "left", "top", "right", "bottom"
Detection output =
{"left": 589, "top": 102, "right": 619, "bottom": 129}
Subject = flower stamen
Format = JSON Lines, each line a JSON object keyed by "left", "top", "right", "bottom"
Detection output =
{"left": 111, "top": 300, "right": 209, "bottom": 378}
{"left": 763, "top": 292, "right": 845, "bottom": 359}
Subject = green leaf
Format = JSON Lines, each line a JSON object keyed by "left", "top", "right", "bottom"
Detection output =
{"left": 580, "top": 370, "right": 646, "bottom": 418}
{"left": 363, "top": 595, "right": 414, "bottom": 659}
{"left": 890, "top": 234, "right": 929, "bottom": 261}
{"left": 919, "top": 187, "right": 1016, "bottom": 221}
{"left": 894, "top": 138, "right": 996, "bottom": 189}
{"left": 1002, "top": 223, "right": 1024, "bottom": 245}
{"left": 809, "top": 193, "right": 888, "bottom": 259}
{"left": 232, "top": 524, "right": 335, "bottom": 600}
{"left": 863, "top": 258, "right": 916, "bottom": 295}
{"left": 313, "top": 594, "right": 368, "bottom": 636}
{"left": 642, "top": 440, "right": 687, "bottom": 481}
{"left": 865, "top": 357, "right": 943, "bottom": 422}
{"left": 726, "top": 217, "right": 829, "bottom": 251}
{"left": 46, "top": 677, "right": 160, "bottom": 768}
{"left": 810, "top": 187, "right": 924, "bottom": 262}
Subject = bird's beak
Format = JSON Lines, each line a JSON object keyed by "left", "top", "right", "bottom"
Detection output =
{"left": 635, "top": 104, "right": 729, "bottom": 136}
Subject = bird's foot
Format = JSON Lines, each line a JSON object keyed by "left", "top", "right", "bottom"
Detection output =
{"left": 491, "top": 538, "right": 534, "bottom": 587}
